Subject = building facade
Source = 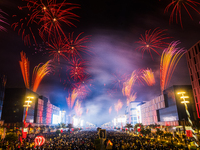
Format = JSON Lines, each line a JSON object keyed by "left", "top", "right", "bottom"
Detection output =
{"left": 141, "top": 95, "right": 165, "bottom": 125}
{"left": 186, "top": 41, "right": 200, "bottom": 118}
{"left": 1, "top": 88, "right": 61, "bottom": 125}
{"left": 141, "top": 85, "right": 198, "bottom": 126}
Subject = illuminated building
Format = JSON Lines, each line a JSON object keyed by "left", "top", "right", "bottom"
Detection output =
{"left": 186, "top": 41, "right": 200, "bottom": 118}
{"left": 112, "top": 115, "right": 127, "bottom": 128}
{"left": 1, "top": 88, "right": 60, "bottom": 125}
{"left": 0, "top": 74, "right": 6, "bottom": 120}
{"left": 141, "top": 85, "right": 198, "bottom": 126}
{"left": 125, "top": 101, "right": 143, "bottom": 126}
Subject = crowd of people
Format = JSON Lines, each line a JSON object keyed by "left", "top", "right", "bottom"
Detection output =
{"left": 0, "top": 130, "right": 195, "bottom": 149}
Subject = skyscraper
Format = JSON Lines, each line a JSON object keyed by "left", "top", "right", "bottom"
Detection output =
{"left": 186, "top": 40, "right": 200, "bottom": 118}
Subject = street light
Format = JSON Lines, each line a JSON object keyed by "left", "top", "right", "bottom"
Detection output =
{"left": 177, "top": 92, "right": 199, "bottom": 147}
{"left": 23, "top": 96, "right": 34, "bottom": 126}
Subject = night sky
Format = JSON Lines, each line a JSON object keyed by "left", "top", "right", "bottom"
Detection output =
{"left": 0, "top": 0, "right": 200, "bottom": 126}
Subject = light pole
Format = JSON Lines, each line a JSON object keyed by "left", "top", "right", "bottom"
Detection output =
{"left": 177, "top": 92, "right": 199, "bottom": 147}
{"left": 23, "top": 96, "right": 34, "bottom": 131}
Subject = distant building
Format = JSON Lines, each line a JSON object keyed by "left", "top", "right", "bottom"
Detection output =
{"left": 140, "top": 85, "right": 198, "bottom": 126}
{"left": 0, "top": 74, "right": 6, "bottom": 120}
{"left": 186, "top": 41, "right": 200, "bottom": 118}
{"left": 125, "top": 101, "right": 143, "bottom": 126}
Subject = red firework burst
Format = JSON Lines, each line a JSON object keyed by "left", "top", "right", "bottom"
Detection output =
{"left": 110, "top": 70, "right": 128, "bottom": 90}
{"left": 66, "top": 32, "right": 91, "bottom": 58}
{"left": 68, "top": 58, "right": 86, "bottom": 81}
{"left": 46, "top": 34, "right": 69, "bottom": 63}
{"left": 164, "top": 0, "right": 200, "bottom": 28}
{"left": 135, "top": 28, "right": 172, "bottom": 59}
{"left": 38, "top": 1, "right": 80, "bottom": 39}
{"left": 0, "top": 9, "right": 9, "bottom": 32}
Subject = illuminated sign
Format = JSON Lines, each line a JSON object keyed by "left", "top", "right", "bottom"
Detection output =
{"left": 34, "top": 136, "right": 45, "bottom": 147}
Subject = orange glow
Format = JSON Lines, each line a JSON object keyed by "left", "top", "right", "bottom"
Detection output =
{"left": 122, "top": 71, "right": 137, "bottom": 97}
{"left": 107, "top": 140, "right": 113, "bottom": 146}
{"left": 114, "top": 99, "right": 123, "bottom": 114}
{"left": 74, "top": 100, "right": 83, "bottom": 117}
{"left": 66, "top": 88, "right": 79, "bottom": 109}
{"left": 127, "top": 93, "right": 137, "bottom": 106}
{"left": 160, "top": 41, "right": 186, "bottom": 94}
{"left": 141, "top": 68, "right": 155, "bottom": 86}
{"left": 19, "top": 51, "right": 30, "bottom": 89}
{"left": 32, "top": 60, "right": 53, "bottom": 92}
{"left": 109, "top": 106, "right": 112, "bottom": 114}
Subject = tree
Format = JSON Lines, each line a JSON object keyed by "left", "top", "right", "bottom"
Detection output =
{"left": 134, "top": 123, "right": 144, "bottom": 133}
{"left": 125, "top": 124, "right": 133, "bottom": 131}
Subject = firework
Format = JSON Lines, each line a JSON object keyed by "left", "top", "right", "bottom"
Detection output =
{"left": 114, "top": 99, "right": 123, "bottom": 114}
{"left": 164, "top": 0, "right": 200, "bottom": 28}
{"left": 122, "top": 71, "right": 138, "bottom": 97}
{"left": 68, "top": 57, "right": 86, "bottom": 81}
{"left": 86, "top": 108, "right": 89, "bottom": 114}
{"left": 127, "top": 93, "right": 137, "bottom": 106}
{"left": 32, "top": 60, "right": 53, "bottom": 92}
{"left": 46, "top": 34, "right": 69, "bottom": 63}
{"left": 141, "top": 68, "right": 155, "bottom": 86}
{"left": 160, "top": 41, "right": 186, "bottom": 94}
{"left": 136, "top": 28, "right": 171, "bottom": 59}
{"left": 19, "top": 51, "right": 30, "bottom": 89}
{"left": 109, "top": 106, "right": 112, "bottom": 114}
{"left": 110, "top": 70, "right": 128, "bottom": 90}
{"left": 74, "top": 100, "right": 83, "bottom": 117}
{"left": 66, "top": 32, "right": 91, "bottom": 58}
{"left": 0, "top": 9, "right": 9, "bottom": 32}
{"left": 38, "top": 2, "right": 80, "bottom": 39}
{"left": 66, "top": 88, "right": 79, "bottom": 109}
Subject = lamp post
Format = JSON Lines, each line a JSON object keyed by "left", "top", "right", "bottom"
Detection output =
{"left": 22, "top": 96, "right": 34, "bottom": 138}
{"left": 177, "top": 92, "right": 199, "bottom": 147}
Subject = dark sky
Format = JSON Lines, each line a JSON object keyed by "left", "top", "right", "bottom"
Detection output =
{"left": 0, "top": 0, "right": 200, "bottom": 126}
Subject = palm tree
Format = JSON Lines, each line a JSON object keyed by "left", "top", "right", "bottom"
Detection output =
{"left": 125, "top": 124, "right": 133, "bottom": 132}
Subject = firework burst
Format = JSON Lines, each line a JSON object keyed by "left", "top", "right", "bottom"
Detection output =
{"left": 66, "top": 88, "right": 78, "bottom": 110}
{"left": 140, "top": 68, "right": 155, "bottom": 86}
{"left": 74, "top": 100, "right": 83, "bottom": 117}
{"left": 164, "top": 0, "right": 200, "bottom": 28}
{"left": 66, "top": 32, "right": 91, "bottom": 58}
{"left": 160, "top": 41, "right": 186, "bottom": 94}
{"left": 38, "top": 1, "right": 80, "bottom": 39}
{"left": 0, "top": 9, "right": 9, "bottom": 32}
{"left": 46, "top": 34, "right": 69, "bottom": 63}
{"left": 68, "top": 57, "right": 86, "bottom": 81}
{"left": 110, "top": 70, "right": 128, "bottom": 90}
{"left": 136, "top": 28, "right": 171, "bottom": 59}
{"left": 32, "top": 60, "right": 53, "bottom": 92}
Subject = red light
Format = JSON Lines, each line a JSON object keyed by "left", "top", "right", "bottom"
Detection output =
{"left": 34, "top": 136, "right": 45, "bottom": 147}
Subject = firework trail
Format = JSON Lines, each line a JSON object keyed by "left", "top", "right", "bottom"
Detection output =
{"left": 1, "top": 75, "right": 7, "bottom": 88}
{"left": 66, "top": 32, "right": 91, "bottom": 58}
{"left": 160, "top": 41, "right": 186, "bottom": 94}
{"left": 109, "top": 106, "right": 112, "bottom": 114}
{"left": 122, "top": 71, "right": 138, "bottom": 97}
{"left": 114, "top": 99, "right": 123, "bottom": 114}
{"left": 19, "top": 51, "right": 30, "bottom": 89}
{"left": 74, "top": 100, "right": 83, "bottom": 117}
{"left": 66, "top": 88, "right": 79, "bottom": 109}
{"left": 141, "top": 68, "right": 155, "bottom": 86}
{"left": 164, "top": 0, "right": 200, "bottom": 28}
{"left": 136, "top": 28, "right": 171, "bottom": 59}
{"left": 127, "top": 93, "right": 137, "bottom": 106}
{"left": 0, "top": 9, "right": 9, "bottom": 32}
{"left": 86, "top": 108, "right": 89, "bottom": 114}
{"left": 32, "top": 60, "right": 53, "bottom": 92}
